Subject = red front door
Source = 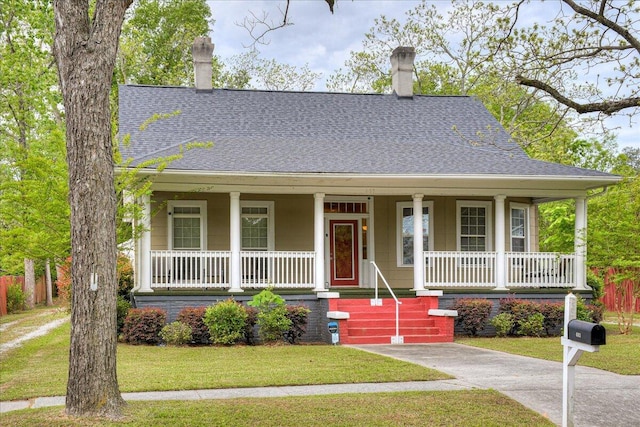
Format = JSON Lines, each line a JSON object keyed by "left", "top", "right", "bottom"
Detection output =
{"left": 329, "top": 219, "right": 359, "bottom": 286}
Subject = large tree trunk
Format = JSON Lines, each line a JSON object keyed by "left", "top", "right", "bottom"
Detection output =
{"left": 24, "top": 258, "right": 36, "bottom": 309}
{"left": 53, "top": 0, "right": 131, "bottom": 418}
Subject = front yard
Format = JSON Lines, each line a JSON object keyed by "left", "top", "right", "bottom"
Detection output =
{"left": 2, "top": 307, "right": 637, "bottom": 426}
{"left": 456, "top": 323, "right": 640, "bottom": 375}
{"left": 0, "top": 309, "right": 556, "bottom": 426}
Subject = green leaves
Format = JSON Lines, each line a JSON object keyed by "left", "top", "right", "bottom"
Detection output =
{"left": 117, "top": 0, "right": 213, "bottom": 86}
{"left": 0, "top": 2, "right": 69, "bottom": 274}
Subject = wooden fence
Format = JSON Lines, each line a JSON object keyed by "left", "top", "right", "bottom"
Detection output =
{"left": 600, "top": 268, "right": 640, "bottom": 313}
{"left": 0, "top": 275, "right": 47, "bottom": 316}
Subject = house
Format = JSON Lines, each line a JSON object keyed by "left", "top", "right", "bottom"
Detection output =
{"left": 118, "top": 38, "right": 620, "bottom": 343}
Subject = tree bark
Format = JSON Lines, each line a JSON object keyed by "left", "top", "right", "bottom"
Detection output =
{"left": 45, "top": 259, "right": 53, "bottom": 306}
{"left": 24, "top": 258, "right": 35, "bottom": 309}
{"left": 53, "top": 0, "right": 132, "bottom": 418}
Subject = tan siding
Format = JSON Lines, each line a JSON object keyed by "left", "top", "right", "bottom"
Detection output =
{"left": 150, "top": 192, "right": 314, "bottom": 252}
{"left": 270, "top": 194, "right": 314, "bottom": 251}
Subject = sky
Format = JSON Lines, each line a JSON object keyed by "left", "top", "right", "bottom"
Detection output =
{"left": 206, "top": 0, "right": 637, "bottom": 150}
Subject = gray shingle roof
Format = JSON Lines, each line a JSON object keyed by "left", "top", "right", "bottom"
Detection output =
{"left": 118, "top": 85, "right": 613, "bottom": 178}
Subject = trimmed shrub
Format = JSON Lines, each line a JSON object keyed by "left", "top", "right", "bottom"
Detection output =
{"left": 203, "top": 299, "right": 248, "bottom": 345}
{"left": 6, "top": 283, "right": 27, "bottom": 313}
{"left": 248, "top": 289, "right": 292, "bottom": 343}
{"left": 177, "top": 307, "right": 210, "bottom": 344}
{"left": 123, "top": 308, "right": 166, "bottom": 345}
{"left": 256, "top": 306, "right": 292, "bottom": 343}
{"left": 498, "top": 298, "right": 539, "bottom": 335}
{"left": 576, "top": 295, "right": 604, "bottom": 323}
{"left": 490, "top": 313, "right": 514, "bottom": 337}
{"left": 517, "top": 313, "right": 545, "bottom": 337}
{"left": 283, "top": 304, "right": 311, "bottom": 344}
{"left": 243, "top": 306, "right": 258, "bottom": 345}
{"left": 452, "top": 298, "right": 492, "bottom": 336}
{"left": 539, "top": 302, "right": 564, "bottom": 336}
{"left": 116, "top": 295, "right": 131, "bottom": 335}
{"left": 160, "top": 321, "right": 193, "bottom": 346}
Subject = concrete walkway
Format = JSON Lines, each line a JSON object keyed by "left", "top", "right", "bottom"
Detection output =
{"left": 0, "top": 380, "right": 470, "bottom": 414}
{"left": 2, "top": 343, "right": 638, "bottom": 427}
{"left": 353, "top": 343, "right": 640, "bottom": 427}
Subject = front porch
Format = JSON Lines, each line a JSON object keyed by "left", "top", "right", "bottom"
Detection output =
{"left": 145, "top": 250, "right": 579, "bottom": 291}
{"left": 134, "top": 191, "right": 591, "bottom": 295}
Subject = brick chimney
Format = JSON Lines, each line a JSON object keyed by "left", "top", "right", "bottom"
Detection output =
{"left": 390, "top": 46, "right": 416, "bottom": 98}
{"left": 192, "top": 37, "right": 214, "bottom": 91}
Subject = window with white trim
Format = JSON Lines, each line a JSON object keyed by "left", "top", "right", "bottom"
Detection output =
{"left": 510, "top": 203, "right": 529, "bottom": 252}
{"left": 167, "top": 200, "right": 207, "bottom": 250}
{"left": 457, "top": 201, "right": 492, "bottom": 252}
{"left": 241, "top": 201, "right": 274, "bottom": 251}
{"left": 397, "top": 201, "right": 434, "bottom": 266}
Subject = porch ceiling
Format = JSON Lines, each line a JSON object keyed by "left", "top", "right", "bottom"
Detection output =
{"left": 138, "top": 169, "right": 620, "bottom": 199}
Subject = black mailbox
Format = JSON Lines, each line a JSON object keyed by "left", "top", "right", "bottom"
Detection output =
{"left": 567, "top": 319, "right": 606, "bottom": 346}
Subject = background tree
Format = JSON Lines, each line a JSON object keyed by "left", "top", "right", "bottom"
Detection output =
{"left": 226, "top": 49, "right": 321, "bottom": 91}
{"left": 0, "top": 0, "right": 68, "bottom": 306}
{"left": 588, "top": 159, "right": 640, "bottom": 334}
{"left": 505, "top": 0, "right": 640, "bottom": 116}
{"left": 116, "top": 0, "right": 213, "bottom": 86}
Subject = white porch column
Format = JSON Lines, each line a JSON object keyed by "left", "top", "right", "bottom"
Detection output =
{"left": 137, "top": 194, "right": 153, "bottom": 293}
{"left": 229, "top": 192, "right": 243, "bottom": 292}
{"left": 494, "top": 195, "right": 508, "bottom": 290}
{"left": 412, "top": 194, "right": 425, "bottom": 291}
{"left": 314, "top": 193, "right": 326, "bottom": 291}
{"left": 574, "top": 196, "right": 588, "bottom": 290}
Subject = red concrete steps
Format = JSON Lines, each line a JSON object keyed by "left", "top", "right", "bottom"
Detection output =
{"left": 327, "top": 296, "right": 454, "bottom": 344}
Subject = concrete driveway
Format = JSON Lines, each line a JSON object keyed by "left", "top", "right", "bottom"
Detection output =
{"left": 352, "top": 343, "right": 640, "bottom": 427}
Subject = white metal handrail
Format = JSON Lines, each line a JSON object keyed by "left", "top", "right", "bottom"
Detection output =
{"left": 370, "top": 261, "right": 403, "bottom": 344}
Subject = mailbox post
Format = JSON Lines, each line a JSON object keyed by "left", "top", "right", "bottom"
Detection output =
{"left": 561, "top": 293, "right": 606, "bottom": 427}
{"left": 328, "top": 321, "right": 339, "bottom": 345}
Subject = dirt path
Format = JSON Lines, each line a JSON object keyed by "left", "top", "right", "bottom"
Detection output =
{"left": 0, "top": 316, "right": 69, "bottom": 356}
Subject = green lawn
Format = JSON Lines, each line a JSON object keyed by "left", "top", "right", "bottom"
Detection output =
{"left": 0, "top": 390, "right": 554, "bottom": 426}
{"left": 456, "top": 323, "right": 640, "bottom": 375}
{"left": 0, "top": 312, "right": 562, "bottom": 426}
{"left": 0, "top": 322, "right": 449, "bottom": 401}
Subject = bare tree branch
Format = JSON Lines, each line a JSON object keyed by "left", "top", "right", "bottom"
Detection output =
{"left": 516, "top": 74, "right": 640, "bottom": 115}
{"left": 563, "top": 0, "right": 640, "bottom": 52}
{"left": 238, "top": 0, "right": 335, "bottom": 47}
{"left": 512, "top": 0, "right": 640, "bottom": 115}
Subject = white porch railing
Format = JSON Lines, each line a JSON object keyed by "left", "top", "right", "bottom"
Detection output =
{"left": 424, "top": 251, "right": 497, "bottom": 288}
{"left": 506, "top": 252, "right": 575, "bottom": 288}
{"left": 424, "top": 251, "right": 576, "bottom": 288}
{"left": 151, "top": 250, "right": 230, "bottom": 288}
{"left": 241, "top": 251, "right": 315, "bottom": 288}
{"left": 150, "top": 250, "right": 315, "bottom": 289}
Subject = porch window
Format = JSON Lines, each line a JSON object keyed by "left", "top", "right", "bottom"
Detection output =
{"left": 397, "top": 201, "right": 433, "bottom": 266}
{"left": 241, "top": 201, "right": 274, "bottom": 251}
{"left": 510, "top": 203, "right": 529, "bottom": 252}
{"left": 457, "top": 201, "right": 492, "bottom": 252}
{"left": 167, "top": 200, "right": 207, "bottom": 250}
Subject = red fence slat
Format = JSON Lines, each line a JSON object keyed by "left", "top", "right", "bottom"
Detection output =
{"left": 599, "top": 268, "right": 640, "bottom": 313}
